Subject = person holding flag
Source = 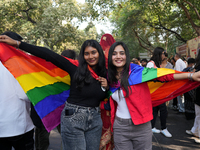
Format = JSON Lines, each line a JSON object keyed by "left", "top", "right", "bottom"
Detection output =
{"left": 104, "top": 41, "right": 200, "bottom": 150}
{"left": 0, "top": 35, "right": 108, "bottom": 150}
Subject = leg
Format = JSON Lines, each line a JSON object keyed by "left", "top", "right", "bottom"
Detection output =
{"left": 132, "top": 121, "right": 152, "bottom": 150}
{"left": 151, "top": 106, "right": 159, "bottom": 128}
{"left": 35, "top": 125, "right": 50, "bottom": 150}
{"left": 85, "top": 108, "right": 102, "bottom": 150}
{"left": 191, "top": 104, "right": 200, "bottom": 137}
{"left": 177, "top": 95, "right": 185, "bottom": 112}
{"left": 0, "top": 137, "right": 12, "bottom": 150}
{"left": 61, "top": 106, "right": 86, "bottom": 150}
{"left": 113, "top": 117, "right": 134, "bottom": 150}
{"left": 2, "top": 129, "right": 34, "bottom": 150}
{"left": 159, "top": 103, "right": 172, "bottom": 137}
{"left": 173, "top": 97, "right": 177, "bottom": 106}
{"left": 159, "top": 103, "right": 168, "bottom": 130}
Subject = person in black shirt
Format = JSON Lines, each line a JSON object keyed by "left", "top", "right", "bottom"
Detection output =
{"left": 0, "top": 35, "right": 108, "bottom": 150}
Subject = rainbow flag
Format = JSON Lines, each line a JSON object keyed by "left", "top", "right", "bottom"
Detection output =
{"left": 0, "top": 43, "right": 75, "bottom": 132}
{"left": 109, "top": 64, "right": 200, "bottom": 107}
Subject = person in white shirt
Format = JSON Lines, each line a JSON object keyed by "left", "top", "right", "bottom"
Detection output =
{"left": 0, "top": 31, "right": 34, "bottom": 150}
{"left": 174, "top": 53, "right": 187, "bottom": 113}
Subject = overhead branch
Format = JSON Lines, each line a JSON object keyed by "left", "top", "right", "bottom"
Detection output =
{"left": 177, "top": 2, "right": 200, "bottom": 36}
{"left": 183, "top": 0, "right": 200, "bottom": 20}
{"left": 132, "top": 29, "right": 153, "bottom": 54}
{"left": 146, "top": 15, "right": 187, "bottom": 43}
{"left": 15, "top": 0, "right": 37, "bottom": 24}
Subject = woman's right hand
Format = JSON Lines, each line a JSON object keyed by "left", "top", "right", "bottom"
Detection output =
{"left": 0, "top": 35, "right": 21, "bottom": 47}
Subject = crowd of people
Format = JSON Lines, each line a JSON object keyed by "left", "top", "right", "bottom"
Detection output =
{"left": 1, "top": 31, "right": 200, "bottom": 150}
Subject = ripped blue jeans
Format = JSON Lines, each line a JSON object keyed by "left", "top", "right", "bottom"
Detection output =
{"left": 61, "top": 102, "right": 102, "bottom": 150}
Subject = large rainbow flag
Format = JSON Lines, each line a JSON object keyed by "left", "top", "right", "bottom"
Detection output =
{"left": 0, "top": 43, "right": 74, "bottom": 132}
{"left": 108, "top": 64, "right": 200, "bottom": 107}
{"left": 109, "top": 64, "right": 200, "bottom": 107}
{"left": 1, "top": 43, "right": 200, "bottom": 132}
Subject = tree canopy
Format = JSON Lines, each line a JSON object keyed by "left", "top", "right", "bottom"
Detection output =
{"left": 1, "top": 0, "right": 200, "bottom": 58}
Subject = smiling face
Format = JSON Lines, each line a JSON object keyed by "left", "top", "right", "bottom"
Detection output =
{"left": 84, "top": 46, "right": 99, "bottom": 69}
{"left": 112, "top": 45, "right": 127, "bottom": 72}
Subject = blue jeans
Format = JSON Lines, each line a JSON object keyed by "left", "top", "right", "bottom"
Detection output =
{"left": 61, "top": 102, "right": 102, "bottom": 150}
{"left": 177, "top": 95, "right": 185, "bottom": 112}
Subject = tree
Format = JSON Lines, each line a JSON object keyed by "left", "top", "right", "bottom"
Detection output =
{"left": 0, "top": 0, "right": 100, "bottom": 53}
{"left": 85, "top": 0, "right": 200, "bottom": 56}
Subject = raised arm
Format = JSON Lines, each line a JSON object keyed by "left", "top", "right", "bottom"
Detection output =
{"left": 0, "top": 35, "right": 76, "bottom": 75}
{"left": 174, "top": 72, "right": 200, "bottom": 82}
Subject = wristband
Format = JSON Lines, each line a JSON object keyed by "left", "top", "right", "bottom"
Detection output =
{"left": 189, "top": 72, "right": 194, "bottom": 81}
{"left": 16, "top": 40, "right": 19, "bottom": 49}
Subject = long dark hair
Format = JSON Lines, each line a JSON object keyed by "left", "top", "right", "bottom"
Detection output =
{"left": 108, "top": 41, "right": 131, "bottom": 97}
{"left": 150, "top": 47, "right": 164, "bottom": 68}
{"left": 74, "top": 40, "right": 106, "bottom": 89}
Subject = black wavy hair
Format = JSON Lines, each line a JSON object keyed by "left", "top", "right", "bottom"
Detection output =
{"left": 195, "top": 51, "right": 200, "bottom": 71}
{"left": 1, "top": 31, "right": 23, "bottom": 41}
{"left": 108, "top": 41, "right": 131, "bottom": 97}
{"left": 61, "top": 49, "right": 76, "bottom": 60}
{"left": 150, "top": 47, "right": 165, "bottom": 68}
{"left": 74, "top": 40, "right": 106, "bottom": 89}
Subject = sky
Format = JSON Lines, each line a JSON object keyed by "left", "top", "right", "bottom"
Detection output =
{"left": 76, "top": 0, "right": 114, "bottom": 34}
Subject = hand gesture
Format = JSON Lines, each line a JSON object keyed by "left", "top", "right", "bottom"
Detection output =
{"left": 0, "top": 35, "right": 20, "bottom": 47}
{"left": 98, "top": 76, "right": 109, "bottom": 90}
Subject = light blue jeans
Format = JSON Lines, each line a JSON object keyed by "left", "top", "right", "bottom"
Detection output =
{"left": 61, "top": 102, "right": 102, "bottom": 150}
{"left": 177, "top": 95, "right": 185, "bottom": 112}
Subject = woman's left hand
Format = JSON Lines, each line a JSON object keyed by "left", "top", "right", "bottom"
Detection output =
{"left": 98, "top": 76, "right": 109, "bottom": 90}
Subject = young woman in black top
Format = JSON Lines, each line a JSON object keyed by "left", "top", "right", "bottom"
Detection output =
{"left": 0, "top": 35, "right": 108, "bottom": 150}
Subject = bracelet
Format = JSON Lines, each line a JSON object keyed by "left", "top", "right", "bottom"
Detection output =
{"left": 16, "top": 40, "right": 19, "bottom": 49}
{"left": 188, "top": 72, "right": 194, "bottom": 81}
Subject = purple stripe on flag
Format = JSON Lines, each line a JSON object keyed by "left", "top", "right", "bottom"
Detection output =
{"left": 42, "top": 104, "right": 65, "bottom": 132}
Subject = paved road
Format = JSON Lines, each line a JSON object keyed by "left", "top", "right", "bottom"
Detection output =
{"left": 48, "top": 108, "right": 200, "bottom": 150}
{"left": 152, "top": 108, "right": 200, "bottom": 150}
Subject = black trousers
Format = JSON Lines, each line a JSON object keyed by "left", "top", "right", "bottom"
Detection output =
{"left": 173, "top": 97, "right": 178, "bottom": 106}
{"left": 35, "top": 124, "right": 50, "bottom": 150}
{"left": 151, "top": 103, "right": 168, "bottom": 130}
{"left": 0, "top": 129, "right": 34, "bottom": 150}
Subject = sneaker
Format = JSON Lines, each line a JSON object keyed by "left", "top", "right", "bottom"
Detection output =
{"left": 194, "top": 138, "right": 200, "bottom": 144}
{"left": 152, "top": 127, "right": 160, "bottom": 133}
{"left": 161, "top": 129, "right": 172, "bottom": 137}
{"left": 186, "top": 130, "right": 199, "bottom": 138}
{"left": 186, "top": 130, "right": 193, "bottom": 135}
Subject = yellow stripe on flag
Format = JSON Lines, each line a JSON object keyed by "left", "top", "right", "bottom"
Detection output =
{"left": 16, "top": 71, "right": 71, "bottom": 92}
{"left": 157, "top": 68, "right": 175, "bottom": 77}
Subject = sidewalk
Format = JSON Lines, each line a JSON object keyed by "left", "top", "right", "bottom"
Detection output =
{"left": 48, "top": 108, "right": 200, "bottom": 150}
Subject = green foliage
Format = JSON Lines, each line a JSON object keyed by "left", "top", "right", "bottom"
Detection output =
{"left": 105, "top": 0, "right": 200, "bottom": 57}
{"left": 0, "top": 0, "right": 100, "bottom": 54}
{"left": 2, "top": 0, "right": 200, "bottom": 58}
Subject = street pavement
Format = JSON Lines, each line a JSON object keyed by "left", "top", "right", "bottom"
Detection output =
{"left": 152, "top": 108, "right": 200, "bottom": 150}
{"left": 48, "top": 107, "right": 200, "bottom": 150}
